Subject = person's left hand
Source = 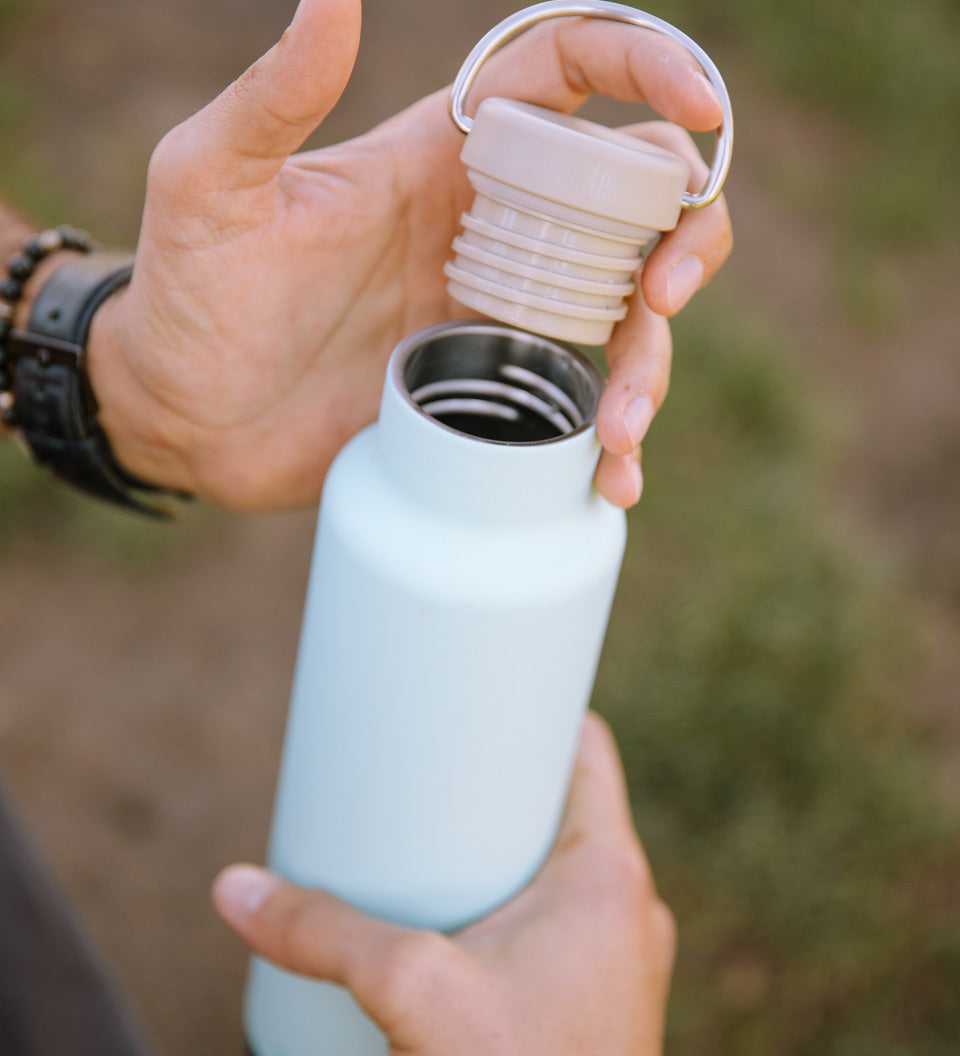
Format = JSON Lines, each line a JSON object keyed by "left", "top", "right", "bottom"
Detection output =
{"left": 88, "top": 0, "right": 732, "bottom": 510}
{"left": 213, "top": 712, "right": 676, "bottom": 1055}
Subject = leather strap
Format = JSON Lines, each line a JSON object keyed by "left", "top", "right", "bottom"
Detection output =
{"left": 6, "top": 253, "right": 184, "bottom": 517}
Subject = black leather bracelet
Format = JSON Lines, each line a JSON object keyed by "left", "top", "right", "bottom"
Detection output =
{"left": 3, "top": 248, "right": 188, "bottom": 518}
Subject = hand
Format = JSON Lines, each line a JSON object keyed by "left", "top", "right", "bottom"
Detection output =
{"left": 88, "top": 0, "right": 732, "bottom": 510}
{"left": 213, "top": 712, "right": 676, "bottom": 1056}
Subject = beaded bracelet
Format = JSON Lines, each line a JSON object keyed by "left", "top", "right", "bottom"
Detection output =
{"left": 0, "top": 225, "right": 95, "bottom": 423}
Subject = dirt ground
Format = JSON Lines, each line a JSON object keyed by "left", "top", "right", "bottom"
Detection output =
{"left": 1, "top": 2, "right": 958, "bottom": 1054}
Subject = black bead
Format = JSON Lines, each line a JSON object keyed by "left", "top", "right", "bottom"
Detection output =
{"left": 23, "top": 236, "right": 48, "bottom": 261}
{"left": 6, "top": 252, "right": 35, "bottom": 281}
{"left": 0, "top": 277, "right": 24, "bottom": 302}
{"left": 58, "top": 225, "right": 92, "bottom": 251}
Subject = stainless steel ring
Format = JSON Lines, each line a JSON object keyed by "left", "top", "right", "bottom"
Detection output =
{"left": 448, "top": 1, "right": 733, "bottom": 210}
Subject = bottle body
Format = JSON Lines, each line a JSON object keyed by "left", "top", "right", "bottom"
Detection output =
{"left": 246, "top": 323, "right": 627, "bottom": 1056}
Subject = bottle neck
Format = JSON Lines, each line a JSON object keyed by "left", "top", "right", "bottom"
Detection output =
{"left": 376, "top": 322, "right": 605, "bottom": 524}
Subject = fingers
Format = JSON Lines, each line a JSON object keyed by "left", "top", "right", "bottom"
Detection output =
{"left": 537, "top": 713, "right": 665, "bottom": 941}
{"left": 552, "top": 712, "right": 648, "bottom": 864}
{"left": 213, "top": 864, "right": 404, "bottom": 992}
{"left": 628, "top": 122, "right": 733, "bottom": 316}
{"left": 213, "top": 864, "right": 469, "bottom": 1035}
{"left": 590, "top": 123, "right": 730, "bottom": 511}
{"left": 470, "top": 18, "right": 722, "bottom": 131}
{"left": 594, "top": 447, "right": 644, "bottom": 509}
{"left": 592, "top": 290, "right": 671, "bottom": 508}
{"left": 600, "top": 295, "right": 672, "bottom": 456}
{"left": 153, "top": 0, "right": 361, "bottom": 196}
{"left": 651, "top": 899, "right": 679, "bottom": 980}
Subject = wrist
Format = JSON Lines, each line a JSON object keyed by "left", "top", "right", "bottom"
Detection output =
{"left": 13, "top": 250, "right": 83, "bottom": 325}
{"left": 85, "top": 288, "right": 197, "bottom": 497}
{"left": 3, "top": 232, "right": 194, "bottom": 515}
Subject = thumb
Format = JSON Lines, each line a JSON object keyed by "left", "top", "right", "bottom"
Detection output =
{"left": 213, "top": 863, "right": 450, "bottom": 1020}
{"left": 555, "top": 711, "right": 641, "bottom": 850}
{"left": 535, "top": 712, "right": 655, "bottom": 890}
{"left": 183, "top": 0, "right": 361, "bottom": 189}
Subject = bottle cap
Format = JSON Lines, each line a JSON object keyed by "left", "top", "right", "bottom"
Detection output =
{"left": 462, "top": 98, "right": 690, "bottom": 231}
{"left": 445, "top": 98, "right": 689, "bottom": 345}
{"left": 445, "top": 2, "right": 734, "bottom": 346}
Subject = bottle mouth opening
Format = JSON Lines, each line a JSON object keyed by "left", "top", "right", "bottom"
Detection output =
{"left": 393, "top": 322, "right": 603, "bottom": 445}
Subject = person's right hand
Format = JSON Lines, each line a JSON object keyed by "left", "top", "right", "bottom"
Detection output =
{"left": 214, "top": 712, "right": 676, "bottom": 1055}
{"left": 87, "top": 0, "right": 731, "bottom": 511}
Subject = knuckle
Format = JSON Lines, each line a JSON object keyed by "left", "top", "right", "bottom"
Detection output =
{"left": 613, "top": 329, "right": 672, "bottom": 402}
{"left": 651, "top": 899, "right": 678, "bottom": 970}
{"left": 717, "top": 207, "right": 735, "bottom": 262}
{"left": 372, "top": 931, "right": 461, "bottom": 1014}
{"left": 591, "top": 847, "right": 679, "bottom": 969}
{"left": 251, "top": 888, "right": 320, "bottom": 969}
{"left": 273, "top": 892, "right": 326, "bottom": 960}
{"left": 701, "top": 193, "right": 733, "bottom": 260}
{"left": 640, "top": 354, "right": 672, "bottom": 405}
{"left": 146, "top": 124, "right": 197, "bottom": 199}
{"left": 147, "top": 126, "right": 182, "bottom": 179}
{"left": 626, "top": 121, "right": 708, "bottom": 182}
{"left": 188, "top": 446, "right": 292, "bottom": 512}
{"left": 194, "top": 462, "right": 262, "bottom": 511}
{"left": 596, "top": 839, "right": 657, "bottom": 913}
{"left": 232, "top": 59, "right": 264, "bottom": 106}
{"left": 651, "top": 120, "right": 694, "bottom": 151}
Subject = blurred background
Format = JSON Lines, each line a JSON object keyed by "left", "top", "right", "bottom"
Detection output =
{"left": 1, "top": 0, "right": 958, "bottom": 1053}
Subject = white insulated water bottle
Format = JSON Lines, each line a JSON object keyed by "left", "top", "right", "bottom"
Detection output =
{"left": 245, "top": 6, "right": 733, "bottom": 1053}
{"left": 245, "top": 322, "right": 627, "bottom": 1055}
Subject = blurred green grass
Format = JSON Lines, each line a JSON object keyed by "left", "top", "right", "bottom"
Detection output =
{"left": 661, "top": 0, "right": 960, "bottom": 335}
{"left": 0, "top": 0, "right": 83, "bottom": 223}
{"left": 598, "top": 293, "right": 960, "bottom": 1054}
{"left": 0, "top": 439, "right": 209, "bottom": 563}
{"left": 661, "top": 0, "right": 960, "bottom": 251}
{"left": 603, "top": 8, "right": 960, "bottom": 1049}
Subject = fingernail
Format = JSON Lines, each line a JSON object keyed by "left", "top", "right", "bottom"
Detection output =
{"left": 215, "top": 864, "right": 277, "bottom": 919}
{"left": 666, "top": 256, "right": 704, "bottom": 314}
{"left": 624, "top": 395, "right": 655, "bottom": 448}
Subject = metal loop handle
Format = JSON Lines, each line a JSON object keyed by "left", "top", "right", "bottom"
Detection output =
{"left": 448, "top": 1, "right": 733, "bottom": 209}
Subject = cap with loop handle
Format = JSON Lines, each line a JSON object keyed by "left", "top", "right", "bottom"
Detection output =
{"left": 444, "top": 2, "right": 733, "bottom": 345}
